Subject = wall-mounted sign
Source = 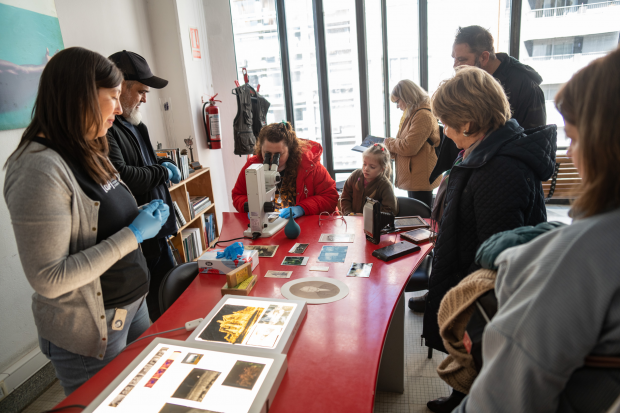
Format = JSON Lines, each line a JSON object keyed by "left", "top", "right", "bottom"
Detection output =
{"left": 189, "top": 27, "right": 201, "bottom": 60}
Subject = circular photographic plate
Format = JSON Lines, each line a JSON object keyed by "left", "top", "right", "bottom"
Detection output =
{"left": 280, "top": 277, "right": 349, "bottom": 304}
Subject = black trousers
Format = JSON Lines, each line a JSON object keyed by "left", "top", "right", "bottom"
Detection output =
{"left": 142, "top": 237, "right": 175, "bottom": 321}
{"left": 407, "top": 190, "right": 433, "bottom": 209}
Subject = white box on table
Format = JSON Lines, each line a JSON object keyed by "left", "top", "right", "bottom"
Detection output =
{"left": 198, "top": 249, "right": 259, "bottom": 275}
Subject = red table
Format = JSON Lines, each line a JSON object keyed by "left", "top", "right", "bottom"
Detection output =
{"left": 56, "top": 213, "right": 432, "bottom": 412}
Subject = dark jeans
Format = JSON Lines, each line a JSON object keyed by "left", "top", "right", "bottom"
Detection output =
{"left": 408, "top": 190, "right": 433, "bottom": 209}
{"left": 142, "top": 237, "right": 175, "bottom": 321}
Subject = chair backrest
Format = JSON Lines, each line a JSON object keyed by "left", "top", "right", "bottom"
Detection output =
{"left": 542, "top": 154, "right": 582, "bottom": 200}
{"left": 397, "top": 196, "right": 432, "bottom": 218}
{"left": 159, "top": 262, "right": 199, "bottom": 315}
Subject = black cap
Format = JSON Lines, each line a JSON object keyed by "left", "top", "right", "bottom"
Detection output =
{"left": 108, "top": 50, "right": 168, "bottom": 89}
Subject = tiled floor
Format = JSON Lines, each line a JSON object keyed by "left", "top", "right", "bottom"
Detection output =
{"left": 20, "top": 206, "right": 571, "bottom": 412}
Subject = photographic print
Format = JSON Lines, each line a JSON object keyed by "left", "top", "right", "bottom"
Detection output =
{"left": 289, "top": 280, "right": 341, "bottom": 299}
{"left": 245, "top": 245, "right": 278, "bottom": 258}
{"left": 264, "top": 270, "right": 292, "bottom": 279}
{"left": 171, "top": 368, "right": 221, "bottom": 402}
{"left": 317, "top": 246, "right": 348, "bottom": 263}
{"left": 346, "top": 263, "right": 373, "bottom": 278}
{"left": 309, "top": 266, "right": 329, "bottom": 272}
{"left": 182, "top": 353, "right": 203, "bottom": 365}
{"left": 109, "top": 347, "right": 169, "bottom": 406}
{"left": 258, "top": 304, "right": 294, "bottom": 326}
{"left": 319, "top": 234, "right": 355, "bottom": 243}
{"left": 198, "top": 305, "right": 264, "bottom": 344}
{"left": 246, "top": 325, "right": 281, "bottom": 348}
{"left": 281, "top": 256, "right": 309, "bottom": 266}
{"left": 222, "top": 361, "right": 266, "bottom": 390}
{"left": 289, "top": 243, "right": 309, "bottom": 254}
{"left": 159, "top": 404, "right": 221, "bottom": 413}
{"left": 0, "top": 0, "right": 64, "bottom": 130}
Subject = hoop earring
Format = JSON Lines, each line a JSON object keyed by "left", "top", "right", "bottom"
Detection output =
{"left": 463, "top": 131, "right": 470, "bottom": 137}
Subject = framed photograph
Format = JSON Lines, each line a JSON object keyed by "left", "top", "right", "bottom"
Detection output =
{"left": 244, "top": 245, "right": 278, "bottom": 258}
{"left": 288, "top": 243, "right": 309, "bottom": 254}
{"left": 264, "top": 270, "right": 292, "bottom": 279}
{"left": 281, "top": 256, "right": 309, "bottom": 266}
{"left": 319, "top": 234, "right": 355, "bottom": 243}
{"left": 346, "top": 263, "right": 373, "bottom": 278}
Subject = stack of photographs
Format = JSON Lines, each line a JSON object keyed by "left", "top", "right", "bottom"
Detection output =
{"left": 187, "top": 296, "right": 308, "bottom": 354}
{"left": 85, "top": 339, "right": 286, "bottom": 413}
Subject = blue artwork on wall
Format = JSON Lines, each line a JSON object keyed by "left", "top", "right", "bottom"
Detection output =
{"left": 0, "top": 1, "right": 64, "bottom": 131}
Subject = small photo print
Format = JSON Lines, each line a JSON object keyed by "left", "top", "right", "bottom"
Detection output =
{"left": 171, "top": 368, "right": 221, "bottom": 402}
{"left": 347, "top": 262, "right": 373, "bottom": 278}
{"left": 245, "top": 245, "right": 279, "bottom": 258}
{"left": 317, "top": 246, "right": 348, "bottom": 263}
{"left": 264, "top": 270, "right": 292, "bottom": 279}
{"left": 319, "top": 233, "right": 355, "bottom": 243}
{"left": 158, "top": 403, "right": 221, "bottom": 413}
{"left": 182, "top": 353, "right": 204, "bottom": 365}
{"left": 289, "top": 243, "right": 309, "bottom": 254}
{"left": 281, "top": 256, "right": 309, "bottom": 266}
{"left": 246, "top": 325, "right": 282, "bottom": 348}
{"left": 258, "top": 304, "right": 294, "bottom": 326}
{"left": 222, "top": 361, "right": 266, "bottom": 390}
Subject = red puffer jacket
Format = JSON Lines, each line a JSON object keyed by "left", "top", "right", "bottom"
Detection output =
{"left": 232, "top": 140, "right": 338, "bottom": 215}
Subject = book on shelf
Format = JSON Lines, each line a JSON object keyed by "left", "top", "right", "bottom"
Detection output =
{"left": 189, "top": 195, "right": 212, "bottom": 217}
{"left": 172, "top": 201, "right": 187, "bottom": 226}
{"left": 201, "top": 212, "right": 215, "bottom": 247}
{"left": 181, "top": 227, "right": 203, "bottom": 262}
{"left": 154, "top": 149, "right": 190, "bottom": 182}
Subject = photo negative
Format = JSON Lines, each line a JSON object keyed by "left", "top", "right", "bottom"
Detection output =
{"left": 264, "top": 270, "right": 292, "bottom": 279}
{"left": 246, "top": 325, "right": 281, "bottom": 348}
{"left": 281, "top": 256, "right": 309, "bottom": 266}
{"left": 258, "top": 304, "right": 294, "bottom": 326}
{"left": 346, "top": 263, "right": 373, "bottom": 278}
{"left": 171, "top": 368, "right": 221, "bottom": 402}
{"left": 222, "top": 361, "right": 266, "bottom": 390}
{"left": 244, "top": 245, "right": 278, "bottom": 258}
{"left": 182, "top": 353, "right": 204, "bottom": 365}
{"left": 289, "top": 280, "right": 341, "bottom": 300}
{"left": 145, "top": 351, "right": 182, "bottom": 388}
{"left": 198, "top": 305, "right": 264, "bottom": 344}
{"left": 158, "top": 404, "right": 221, "bottom": 413}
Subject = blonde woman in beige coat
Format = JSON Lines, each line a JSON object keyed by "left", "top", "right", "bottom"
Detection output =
{"left": 384, "top": 80, "right": 441, "bottom": 208}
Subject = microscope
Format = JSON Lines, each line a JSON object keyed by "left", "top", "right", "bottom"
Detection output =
{"left": 243, "top": 152, "right": 289, "bottom": 238}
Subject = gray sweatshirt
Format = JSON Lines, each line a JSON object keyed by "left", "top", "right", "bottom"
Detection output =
{"left": 4, "top": 142, "right": 139, "bottom": 359}
{"left": 455, "top": 207, "right": 620, "bottom": 413}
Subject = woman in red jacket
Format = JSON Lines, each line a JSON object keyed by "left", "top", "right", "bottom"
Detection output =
{"left": 232, "top": 122, "right": 338, "bottom": 217}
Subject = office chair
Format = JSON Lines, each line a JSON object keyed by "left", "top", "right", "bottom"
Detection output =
{"left": 397, "top": 196, "right": 435, "bottom": 358}
{"left": 158, "top": 262, "right": 200, "bottom": 315}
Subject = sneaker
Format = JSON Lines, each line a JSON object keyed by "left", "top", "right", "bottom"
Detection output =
{"left": 427, "top": 390, "right": 466, "bottom": 413}
{"left": 408, "top": 292, "right": 427, "bottom": 312}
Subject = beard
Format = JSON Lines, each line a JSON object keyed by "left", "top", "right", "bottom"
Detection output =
{"left": 122, "top": 104, "right": 142, "bottom": 126}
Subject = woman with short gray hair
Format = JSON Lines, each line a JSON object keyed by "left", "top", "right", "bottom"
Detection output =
{"left": 422, "top": 66, "right": 556, "bottom": 412}
{"left": 384, "top": 79, "right": 441, "bottom": 208}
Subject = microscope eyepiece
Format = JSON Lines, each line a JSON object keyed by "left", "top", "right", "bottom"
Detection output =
{"left": 271, "top": 152, "right": 281, "bottom": 167}
{"left": 263, "top": 152, "right": 272, "bottom": 165}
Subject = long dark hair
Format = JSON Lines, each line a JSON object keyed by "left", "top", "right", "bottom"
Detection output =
{"left": 254, "top": 122, "right": 308, "bottom": 191}
{"left": 555, "top": 46, "right": 620, "bottom": 218}
{"left": 7, "top": 47, "right": 122, "bottom": 184}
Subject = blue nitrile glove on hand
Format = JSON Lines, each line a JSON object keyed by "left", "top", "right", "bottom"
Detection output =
{"left": 475, "top": 221, "right": 566, "bottom": 270}
{"left": 279, "top": 206, "right": 304, "bottom": 219}
{"left": 129, "top": 201, "right": 166, "bottom": 243}
{"left": 138, "top": 200, "right": 170, "bottom": 224}
{"left": 216, "top": 242, "right": 244, "bottom": 260}
{"left": 163, "top": 162, "right": 181, "bottom": 184}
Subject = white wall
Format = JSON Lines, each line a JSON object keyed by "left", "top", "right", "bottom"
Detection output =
{"left": 0, "top": 0, "right": 169, "bottom": 373}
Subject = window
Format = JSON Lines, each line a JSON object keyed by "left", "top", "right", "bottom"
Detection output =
{"left": 230, "top": 0, "right": 286, "bottom": 124}
{"left": 284, "top": 0, "right": 322, "bottom": 144}
{"left": 324, "top": 0, "right": 363, "bottom": 171}
{"left": 520, "top": 0, "right": 620, "bottom": 147}
{"left": 427, "top": 0, "right": 511, "bottom": 98}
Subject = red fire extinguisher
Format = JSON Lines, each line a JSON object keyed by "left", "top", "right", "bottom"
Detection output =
{"left": 202, "top": 93, "right": 221, "bottom": 149}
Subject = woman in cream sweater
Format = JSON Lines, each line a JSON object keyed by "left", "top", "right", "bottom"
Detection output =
{"left": 384, "top": 80, "right": 441, "bottom": 208}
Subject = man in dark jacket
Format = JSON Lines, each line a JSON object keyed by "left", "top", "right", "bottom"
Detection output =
{"left": 107, "top": 50, "right": 180, "bottom": 321}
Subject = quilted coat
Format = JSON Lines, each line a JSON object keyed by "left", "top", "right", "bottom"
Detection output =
{"left": 422, "top": 119, "right": 557, "bottom": 352}
{"left": 232, "top": 140, "right": 338, "bottom": 215}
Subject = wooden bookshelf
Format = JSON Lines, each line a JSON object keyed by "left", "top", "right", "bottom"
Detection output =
{"left": 168, "top": 168, "right": 219, "bottom": 263}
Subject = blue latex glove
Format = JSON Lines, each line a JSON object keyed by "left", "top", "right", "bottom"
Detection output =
{"left": 163, "top": 162, "right": 181, "bottom": 184}
{"left": 475, "top": 221, "right": 566, "bottom": 270}
{"left": 138, "top": 199, "right": 163, "bottom": 211}
{"left": 216, "top": 242, "right": 244, "bottom": 260}
{"left": 157, "top": 203, "right": 170, "bottom": 225}
{"left": 279, "top": 206, "right": 304, "bottom": 219}
{"left": 129, "top": 202, "right": 165, "bottom": 243}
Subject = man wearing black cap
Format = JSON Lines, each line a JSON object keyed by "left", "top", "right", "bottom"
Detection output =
{"left": 107, "top": 50, "right": 180, "bottom": 321}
